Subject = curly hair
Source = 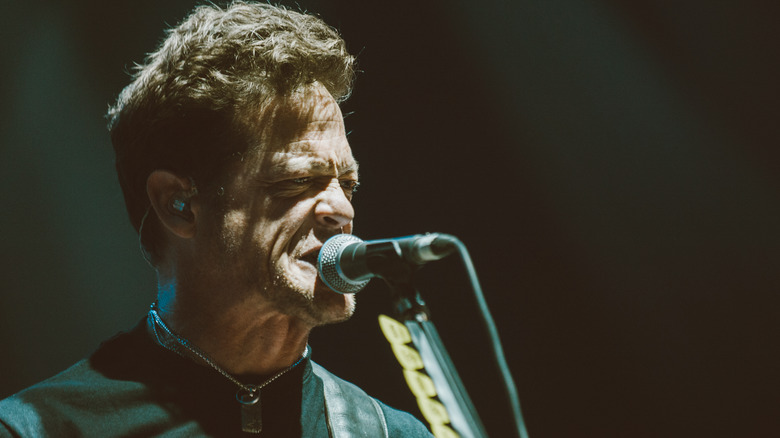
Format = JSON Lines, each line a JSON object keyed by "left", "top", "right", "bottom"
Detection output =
{"left": 107, "top": 1, "right": 356, "bottom": 263}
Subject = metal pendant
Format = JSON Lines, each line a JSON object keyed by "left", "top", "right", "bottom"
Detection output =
{"left": 237, "top": 386, "right": 263, "bottom": 433}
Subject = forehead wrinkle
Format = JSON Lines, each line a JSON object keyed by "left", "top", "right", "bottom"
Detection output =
{"left": 256, "top": 89, "right": 345, "bottom": 138}
{"left": 286, "top": 132, "right": 344, "bottom": 146}
{"left": 256, "top": 111, "right": 346, "bottom": 156}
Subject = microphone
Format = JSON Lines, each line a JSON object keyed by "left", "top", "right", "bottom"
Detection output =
{"left": 317, "top": 233, "right": 458, "bottom": 294}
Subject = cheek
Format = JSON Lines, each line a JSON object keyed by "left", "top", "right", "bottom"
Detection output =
{"left": 220, "top": 210, "right": 249, "bottom": 252}
{"left": 269, "top": 199, "right": 318, "bottom": 231}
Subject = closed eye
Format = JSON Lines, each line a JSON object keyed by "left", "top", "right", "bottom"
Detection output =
{"left": 268, "top": 177, "right": 314, "bottom": 197}
{"left": 340, "top": 180, "right": 360, "bottom": 197}
{"left": 274, "top": 177, "right": 359, "bottom": 199}
{"left": 340, "top": 180, "right": 360, "bottom": 191}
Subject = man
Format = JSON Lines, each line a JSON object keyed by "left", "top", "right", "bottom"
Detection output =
{"left": 0, "top": 2, "right": 433, "bottom": 436}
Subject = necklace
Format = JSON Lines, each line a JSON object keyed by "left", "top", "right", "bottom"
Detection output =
{"left": 147, "top": 305, "right": 310, "bottom": 434}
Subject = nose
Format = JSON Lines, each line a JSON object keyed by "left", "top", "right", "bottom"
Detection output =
{"left": 314, "top": 179, "right": 354, "bottom": 229}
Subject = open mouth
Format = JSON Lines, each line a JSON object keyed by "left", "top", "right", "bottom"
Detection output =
{"left": 299, "top": 249, "right": 320, "bottom": 267}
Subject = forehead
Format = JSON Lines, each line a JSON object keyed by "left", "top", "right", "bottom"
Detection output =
{"left": 241, "top": 86, "right": 357, "bottom": 176}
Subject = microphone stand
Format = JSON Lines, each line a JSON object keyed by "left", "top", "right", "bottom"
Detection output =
{"left": 365, "top": 241, "right": 488, "bottom": 438}
{"left": 387, "top": 279, "right": 489, "bottom": 438}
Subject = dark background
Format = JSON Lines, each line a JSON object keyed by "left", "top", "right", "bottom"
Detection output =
{"left": 1, "top": 1, "right": 778, "bottom": 437}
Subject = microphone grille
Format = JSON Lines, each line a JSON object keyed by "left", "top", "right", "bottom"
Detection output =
{"left": 318, "top": 234, "right": 370, "bottom": 294}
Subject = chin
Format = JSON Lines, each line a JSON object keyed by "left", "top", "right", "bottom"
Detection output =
{"left": 313, "top": 286, "right": 356, "bottom": 326}
{"left": 269, "top": 269, "right": 356, "bottom": 326}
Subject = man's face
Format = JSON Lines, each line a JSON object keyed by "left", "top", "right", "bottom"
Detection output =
{"left": 198, "top": 84, "right": 359, "bottom": 326}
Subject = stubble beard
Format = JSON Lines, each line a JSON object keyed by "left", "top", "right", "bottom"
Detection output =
{"left": 265, "top": 261, "right": 356, "bottom": 327}
{"left": 213, "top": 212, "right": 355, "bottom": 326}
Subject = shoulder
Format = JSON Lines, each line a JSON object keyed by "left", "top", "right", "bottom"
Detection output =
{"left": 0, "top": 359, "right": 139, "bottom": 436}
{"left": 310, "top": 361, "right": 433, "bottom": 438}
{"left": 0, "top": 320, "right": 164, "bottom": 437}
{"left": 374, "top": 399, "right": 435, "bottom": 438}
{"left": 0, "top": 358, "right": 118, "bottom": 406}
{"left": 0, "top": 321, "right": 155, "bottom": 411}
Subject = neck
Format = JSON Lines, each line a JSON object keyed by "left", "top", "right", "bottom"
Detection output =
{"left": 154, "top": 276, "right": 312, "bottom": 377}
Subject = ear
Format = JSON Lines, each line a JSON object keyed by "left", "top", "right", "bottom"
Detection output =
{"left": 147, "top": 170, "right": 199, "bottom": 239}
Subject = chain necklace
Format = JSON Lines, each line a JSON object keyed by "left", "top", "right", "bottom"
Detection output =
{"left": 147, "top": 305, "right": 310, "bottom": 434}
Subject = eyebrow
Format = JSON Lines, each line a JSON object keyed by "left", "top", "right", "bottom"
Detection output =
{"left": 264, "top": 154, "right": 359, "bottom": 180}
{"left": 340, "top": 160, "right": 359, "bottom": 176}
